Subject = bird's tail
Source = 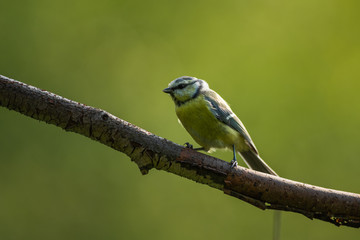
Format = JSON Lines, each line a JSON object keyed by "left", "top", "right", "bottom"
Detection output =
{"left": 239, "top": 150, "right": 277, "bottom": 176}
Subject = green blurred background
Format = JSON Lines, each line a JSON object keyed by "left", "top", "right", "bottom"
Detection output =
{"left": 1, "top": 0, "right": 359, "bottom": 239}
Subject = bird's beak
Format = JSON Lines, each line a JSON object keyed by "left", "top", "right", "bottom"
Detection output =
{"left": 163, "top": 87, "right": 172, "bottom": 94}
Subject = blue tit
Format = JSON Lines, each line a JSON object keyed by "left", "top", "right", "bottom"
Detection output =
{"left": 163, "top": 76, "right": 277, "bottom": 176}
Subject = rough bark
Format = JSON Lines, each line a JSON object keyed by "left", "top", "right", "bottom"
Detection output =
{"left": 0, "top": 74, "right": 359, "bottom": 228}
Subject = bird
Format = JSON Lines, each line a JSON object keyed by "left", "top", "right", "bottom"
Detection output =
{"left": 163, "top": 76, "right": 277, "bottom": 176}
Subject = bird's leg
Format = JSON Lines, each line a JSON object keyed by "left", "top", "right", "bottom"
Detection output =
{"left": 184, "top": 142, "right": 205, "bottom": 151}
{"left": 230, "top": 145, "right": 238, "bottom": 167}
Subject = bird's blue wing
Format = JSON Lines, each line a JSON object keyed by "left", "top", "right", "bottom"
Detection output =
{"left": 204, "top": 90, "right": 258, "bottom": 154}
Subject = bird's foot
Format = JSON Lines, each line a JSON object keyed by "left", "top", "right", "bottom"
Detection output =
{"left": 230, "top": 159, "right": 238, "bottom": 168}
{"left": 184, "top": 142, "right": 193, "bottom": 149}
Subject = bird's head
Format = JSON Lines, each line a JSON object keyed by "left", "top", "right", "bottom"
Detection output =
{"left": 163, "top": 76, "right": 209, "bottom": 104}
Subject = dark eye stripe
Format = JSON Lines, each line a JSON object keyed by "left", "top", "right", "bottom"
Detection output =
{"left": 173, "top": 80, "right": 198, "bottom": 90}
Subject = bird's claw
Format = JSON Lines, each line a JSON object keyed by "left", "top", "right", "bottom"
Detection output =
{"left": 230, "top": 159, "right": 238, "bottom": 168}
{"left": 184, "top": 142, "right": 193, "bottom": 149}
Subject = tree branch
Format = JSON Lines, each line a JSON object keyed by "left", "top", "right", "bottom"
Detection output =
{"left": 0, "top": 74, "right": 359, "bottom": 228}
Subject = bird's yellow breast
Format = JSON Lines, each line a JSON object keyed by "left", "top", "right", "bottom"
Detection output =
{"left": 175, "top": 95, "right": 243, "bottom": 151}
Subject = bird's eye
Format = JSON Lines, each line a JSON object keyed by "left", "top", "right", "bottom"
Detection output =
{"left": 177, "top": 84, "right": 186, "bottom": 89}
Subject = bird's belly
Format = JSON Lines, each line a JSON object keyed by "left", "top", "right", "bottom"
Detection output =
{"left": 176, "top": 99, "right": 241, "bottom": 150}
